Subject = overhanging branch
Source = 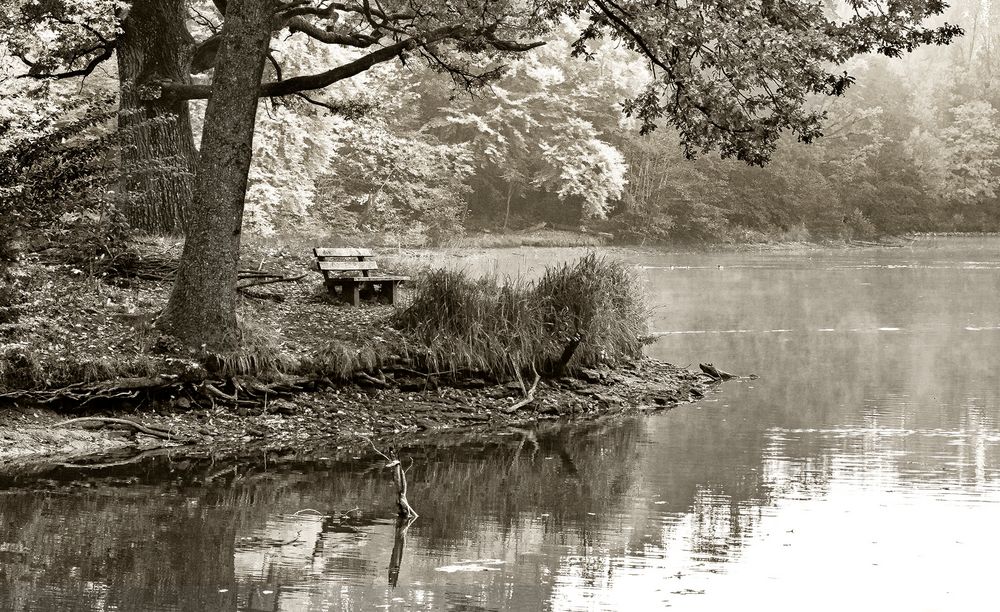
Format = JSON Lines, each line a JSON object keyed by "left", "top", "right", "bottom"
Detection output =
{"left": 154, "top": 27, "right": 459, "bottom": 101}
{"left": 17, "top": 42, "right": 116, "bottom": 80}
{"left": 286, "top": 16, "right": 380, "bottom": 47}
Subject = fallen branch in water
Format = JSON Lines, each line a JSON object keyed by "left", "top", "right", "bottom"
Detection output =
{"left": 390, "top": 457, "right": 418, "bottom": 519}
{"left": 699, "top": 363, "right": 735, "bottom": 381}
{"left": 365, "top": 438, "right": 418, "bottom": 519}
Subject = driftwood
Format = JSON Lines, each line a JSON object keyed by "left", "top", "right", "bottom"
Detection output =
{"left": 506, "top": 368, "right": 541, "bottom": 413}
{"left": 237, "top": 274, "right": 306, "bottom": 290}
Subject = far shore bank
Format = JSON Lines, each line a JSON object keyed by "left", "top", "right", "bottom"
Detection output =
{"left": 371, "top": 229, "right": 984, "bottom": 256}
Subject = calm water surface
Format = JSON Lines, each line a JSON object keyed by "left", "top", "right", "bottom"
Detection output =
{"left": 2, "top": 236, "right": 1000, "bottom": 611}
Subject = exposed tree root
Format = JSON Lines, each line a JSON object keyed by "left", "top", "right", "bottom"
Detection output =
{"left": 0, "top": 375, "right": 314, "bottom": 411}
{"left": 57, "top": 416, "right": 190, "bottom": 441}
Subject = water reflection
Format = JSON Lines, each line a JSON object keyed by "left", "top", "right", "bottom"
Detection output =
{"left": 2, "top": 237, "right": 1000, "bottom": 610}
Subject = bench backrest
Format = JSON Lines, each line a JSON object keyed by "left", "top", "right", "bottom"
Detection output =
{"left": 314, "top": 247, "right": 373, "bottom": 258}
{"left": 314, "top": 247, "right": 378, "bottom": 276}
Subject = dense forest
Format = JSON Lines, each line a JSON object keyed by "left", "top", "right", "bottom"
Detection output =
{"left": 2, "top": 0, "right": 995, "bottom": 252}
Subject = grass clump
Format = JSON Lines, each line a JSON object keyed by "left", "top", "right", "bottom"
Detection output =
{"left": 300, "top": 340, "right": 394, "bottom": 381}
{"left": 394, "top": 269, "right": 539, "bottom": 379}
{"left": 394, "top": 254, "right": 647, "bottom": 380}
{"left": 534, "top": 254, "right": 647, "bottom": 367}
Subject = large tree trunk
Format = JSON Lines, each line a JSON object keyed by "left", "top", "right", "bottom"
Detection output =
{"left": 160, "top": 0, "right": 273, "bottom": 351}
{"left": 117, "top": 0, "right": 197, "bottom": 235}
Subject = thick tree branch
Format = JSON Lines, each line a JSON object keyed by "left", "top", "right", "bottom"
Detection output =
{"left": 17, "top": 42, "right": 116, "bottom": 80}
{"left": 485, "top": 35, "right": 545, "bottom": 52}
{"left": 156, "top": 27, "right": 459, "bottom": 100}
{"left": 286, "top": 16, "right": 380, "bottom": 47}
{"left": 192, "top": 33, "right": 224, "bottom": 73}
{"left": 328, "top": 1, "right": 414, "bottom": 23}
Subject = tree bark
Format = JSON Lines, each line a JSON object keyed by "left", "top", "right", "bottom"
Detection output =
{"left": 117, "top": 0, "right": 197, "bottom": 235}
{"left": 160, "top": 0, "right": 274, "bottom": 351}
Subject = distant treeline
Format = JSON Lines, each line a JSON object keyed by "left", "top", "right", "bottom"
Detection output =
{"left": 4, "top": 2, "right": 999, "bottom": 246}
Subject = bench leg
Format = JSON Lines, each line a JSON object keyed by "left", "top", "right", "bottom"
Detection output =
{"left": 384, "top": 281, "right": 396, "bottom": 305}
{"left": 349, "top": 281, "right": 361, "bottom": 307}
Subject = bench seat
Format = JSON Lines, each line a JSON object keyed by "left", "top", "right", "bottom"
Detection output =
{"left": 313, "top": 247, "right": 410, "bottom": 306}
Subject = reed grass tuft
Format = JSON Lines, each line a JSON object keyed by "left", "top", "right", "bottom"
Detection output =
{"left": 394, "top": 254, "right": 647, "bottom": 380}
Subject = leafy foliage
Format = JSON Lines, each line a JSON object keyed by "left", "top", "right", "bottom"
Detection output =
{"left": 317, "top": 122, "right": 474, "bottom": 245}
{"left": 574, "top": 0, "right": 961, "bottom": 164}
{"left": 0, "top": 91, "right": 130, "bottom": 265}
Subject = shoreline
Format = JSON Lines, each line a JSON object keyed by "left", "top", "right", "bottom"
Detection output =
{"left": 0, "top": 358, "right": 714, "bottom": 471}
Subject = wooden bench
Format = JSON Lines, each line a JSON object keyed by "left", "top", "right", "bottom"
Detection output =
{"left": 313, "top": 247, "right": 409, "bottom": 306}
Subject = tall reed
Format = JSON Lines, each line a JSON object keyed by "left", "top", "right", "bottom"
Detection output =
{"left": 395, "top": 255, "right": 647, "bottom": 380}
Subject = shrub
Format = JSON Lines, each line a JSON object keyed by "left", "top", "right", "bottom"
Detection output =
{"left": 0, "top": 94, "right": 130, "bottom": 272}
{"left": 0, "top": 346, "right": 44, "bottom": 390}
{"left": 394, "top": 255, "right": 647, "bottom": 380}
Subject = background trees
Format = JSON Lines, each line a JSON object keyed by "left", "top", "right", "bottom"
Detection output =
{"left": 0, "top": 0, "right": 977, "bottom": 350}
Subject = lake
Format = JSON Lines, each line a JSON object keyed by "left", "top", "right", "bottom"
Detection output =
{"left": 2, "top": 236, "right": 999, "bottom": 611}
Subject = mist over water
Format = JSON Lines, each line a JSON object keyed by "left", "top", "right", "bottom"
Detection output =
{"left": 2, "top": 237, "right": 999, "bottom": 611}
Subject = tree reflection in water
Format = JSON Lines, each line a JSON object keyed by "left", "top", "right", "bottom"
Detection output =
{"left": 0, "top": 414, "right": 782, "bottom": 611}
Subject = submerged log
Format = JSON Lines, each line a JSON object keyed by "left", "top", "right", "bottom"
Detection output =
{"left": 699, "top": 363, "right": 735, "bottom": 381}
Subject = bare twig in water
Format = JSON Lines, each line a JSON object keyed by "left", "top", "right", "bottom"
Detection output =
{"left": 364, "top": 437, "right": 392, "bottom": 462}
{"left": 364, "top": 438, "right": 418, "bottom": 519}
{"left": 391, "top": 459, "right": 418, "bottom": 519}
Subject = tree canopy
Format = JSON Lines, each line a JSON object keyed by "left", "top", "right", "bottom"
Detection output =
{"left": 3, "top": 0, "right": 961, "bottom": 162}
{"left": 0, "top": 0, "right": 967, "bottom": 351}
